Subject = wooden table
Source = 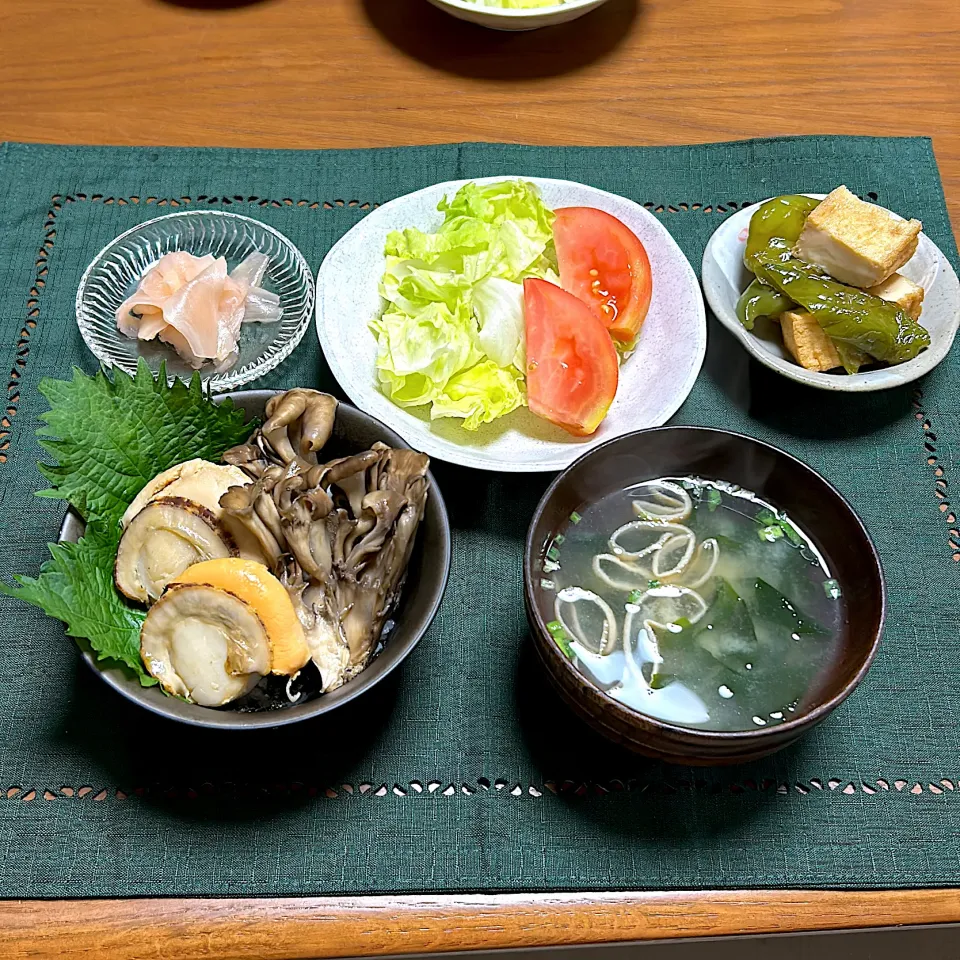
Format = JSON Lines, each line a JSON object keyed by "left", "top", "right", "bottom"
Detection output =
{"left": 2, "top": 0, "right": 960, "bottom": 955}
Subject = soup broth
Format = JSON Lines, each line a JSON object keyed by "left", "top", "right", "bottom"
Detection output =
{"left": 541, "top": 477, "right": 845, "bottom": 732}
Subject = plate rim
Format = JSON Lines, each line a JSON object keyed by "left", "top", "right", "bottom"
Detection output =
{"left": 316, "top": 175, "right": 707, "bottom": 472}
{"left": 75, "top": 208, "right": 316, "bottom": 393}
{"left": 702, "top": 195, "right": 960, "bottom": 392}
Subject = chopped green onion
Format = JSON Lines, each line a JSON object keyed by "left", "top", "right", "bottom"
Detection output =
{"left": 705, "top": 487, "right": 722, "bottom": 512}
{"left": 755, "top": 508, "right": 778, "bottom": 526}
{"left": 553, "top": 533, "right": 565, "bottom": 545}
{"left": 542, "top": 559, "right": 560, "bottom": 574}
{"left": 758, "top": 524, "right": 784, "bottom": 543}
{"left": 627, "top": 589, "right": 644, "bottom": 605}
{"left": 647, "top": 579, "right": 662, "bottom": 588}
{"left": 569, "top": 511, "right": 582, "bottom": 525}
{"left": 546, "top": 544, "right": 560, "bottom": 562}
{"left": 780, "top": 520, "right": 804, "bottom": 546}
{"left": 673, "top": 617, "right": 692, "bottom": 630}
{"left": 545, "top": 620, "right": 574, "bottom": 659}
{"left": 823, "top": 579, "right": 842, "bottom": 600}
{"left": 540, "top": 578, "right": 555, "bottom": 591}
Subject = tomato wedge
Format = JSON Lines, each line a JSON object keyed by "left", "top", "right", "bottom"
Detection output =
{"left": 523, "top": 278, "right": 618, "bottom": 437}
{"left": 553, "top": 207, "right": 653, "bottom": 343}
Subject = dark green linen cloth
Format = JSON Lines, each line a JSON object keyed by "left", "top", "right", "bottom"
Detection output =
{"left": 0, "top": 137, "right": 958, "bottom": 898}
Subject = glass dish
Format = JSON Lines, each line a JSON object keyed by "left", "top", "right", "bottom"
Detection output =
{"left": 76, "top": 210, "right": 314, "bottom": 391}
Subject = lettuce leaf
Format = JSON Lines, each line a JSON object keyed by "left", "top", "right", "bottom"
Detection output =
{"left": 474, "top": 276, "right": 526, "bottom": 369}
{"left": 372, "top": 180, "right": 556, "bottom": 430}
{"left": 372, "top": 302, "right": 483, "bottom": 407}
{"left": 430, "top": 361, "right": 525, "bottom": 431}
{"left": 2, "top": 361, "right": 254, "bottom": 685}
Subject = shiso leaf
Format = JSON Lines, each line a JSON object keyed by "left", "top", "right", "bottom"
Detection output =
{"left": 2, "top": 361, "right": 255, "bottom": 686}
{"left": 3, "top": 521, "right": 151, "bottom": 683}
{"left": 36, "top": 361, "right": 251, "bottom": 523}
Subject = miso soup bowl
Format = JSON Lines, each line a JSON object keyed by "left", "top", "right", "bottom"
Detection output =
{"left": 523, "top": 427, "right": 885, "bottom": 765}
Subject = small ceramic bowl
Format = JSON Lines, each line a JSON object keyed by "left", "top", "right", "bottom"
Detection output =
{"left": 524, "top": 426, "right": 885, "bottom": 764}
{"left": 426, "top": 0, "right": 612, "bottom": 31}
{"left": 76, "top": 211, "right": 315, "bottom": 392}
{"left": 702, "top": 196, "right": 960, "bottom": 392}
{"left": 60, "top": 391, "right": 451, "bottom": 730}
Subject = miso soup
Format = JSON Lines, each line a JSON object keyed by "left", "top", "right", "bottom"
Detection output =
{"left": 540, "top": 478, "right": 845, "bottom": 732}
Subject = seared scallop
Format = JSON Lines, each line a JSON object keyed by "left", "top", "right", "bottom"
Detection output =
{"left": 114, "top": 496, "right": 237, "bottom": 605}
{"left": 121, "top": 459, "right": 250, "bottom": 527}
{"left": 121, "top": 459, "right": 269, "bottom": 566}
{"left": 140, "top": 582, "right": 270, "bottom": 706}
{"left": 172, "top": 558, "right": 310, "bottom": 676}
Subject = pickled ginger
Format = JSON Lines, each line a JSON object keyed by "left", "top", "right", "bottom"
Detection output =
{"left": 116, "top": 250, "right": 282, "bottom": 370}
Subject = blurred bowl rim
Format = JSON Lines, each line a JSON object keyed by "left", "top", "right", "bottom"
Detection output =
{"left": 75, "top": 209, "right": 316, "bottom": 392}
{"left": 60, "top": 389, "right": 452, "bottom": 730}
{"left": 524, "top": 424, "right": 887, "bottom": 743}
{"left": 430, "top": 0, "right": 607, "bottom": 16}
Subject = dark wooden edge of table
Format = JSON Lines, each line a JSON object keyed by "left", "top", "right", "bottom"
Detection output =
{"left": 2, "top": 890, "right": 959, "bottom": 958}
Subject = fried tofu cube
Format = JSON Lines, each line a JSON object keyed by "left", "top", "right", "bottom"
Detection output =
{"left": 866, "top": 272, "right": 925, "bottom": 320}
{"left": 794, "top": 186, "right": 922, "bottom": 287}
{"left": 779, "top": 310, "right": 842, "bottom": 372}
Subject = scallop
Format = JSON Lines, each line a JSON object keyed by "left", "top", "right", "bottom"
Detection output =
{"left": 139, "top": 583, "right": 269, "bottom": 706}
{"left": 172, "top": 558, "right": 310, "bottom": 676}
{"left": 114, "top": 496, "right": 237, "bottom": 604}
{"left": 121, "top": 458, "right": 267, "bottom": 565}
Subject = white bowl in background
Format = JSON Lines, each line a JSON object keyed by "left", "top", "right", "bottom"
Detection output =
{"left": 425, "top": 0, "right": 612, "bottom": 31}
{"left": 701, "top": 196, "right": 960, "bottom": 392}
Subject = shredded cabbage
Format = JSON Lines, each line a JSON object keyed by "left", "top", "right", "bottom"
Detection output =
{"left": 370, "top": 180, "right": 556, "bottom": 430}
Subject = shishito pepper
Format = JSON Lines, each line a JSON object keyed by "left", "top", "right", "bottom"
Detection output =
{"left": 744, "top": 195, "right": 821, "bottom": 269}
{"left": 835, "top": 342, "right": 871, "bottom": 375}
{"left": 736, "top": 279, "right": 793, "bottom": 330}
{"left": 753, "top": 254, "right": 930, "bottom": 364}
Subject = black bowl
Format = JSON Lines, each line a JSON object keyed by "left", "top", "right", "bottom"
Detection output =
{"left": 60, "top": 390, "right": 451, "bottom": 730}
{"left": 524, "top": 426, "right": 885, "bottom": 765}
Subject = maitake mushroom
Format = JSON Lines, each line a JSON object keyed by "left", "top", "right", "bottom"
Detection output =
{"left": 219, "top": 389, "right": 429, "bottom": 692}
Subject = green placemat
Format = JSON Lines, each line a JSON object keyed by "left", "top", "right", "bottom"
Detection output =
{"left": 0, "top": 137, "right": 958, "bottom": 898}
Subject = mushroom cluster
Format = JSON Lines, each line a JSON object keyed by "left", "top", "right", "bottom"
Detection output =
{"left": 115, "top": 388, "right": 430, "bottom": 706}
{"left": 219, "top": 389, "right": 430, "bottom": 692}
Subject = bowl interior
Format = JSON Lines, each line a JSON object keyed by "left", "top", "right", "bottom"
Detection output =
{"left": 76, "top": 211, "right": 315, "bottom": 392}
{"left": 61, "top": 391, "right": 451, "bottom": 729}
{"left": 525, "top": 427, "right": 885, "bottom": 740}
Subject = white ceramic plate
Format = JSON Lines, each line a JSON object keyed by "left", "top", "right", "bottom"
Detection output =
{"left": 702, "top": 196, "right": 960, "bottom": 391}
{"left": 425, "top": 0, "right": 611, "bottom": 31}
{"left": 316, "top": 177, "right": 706, "bottom": 473}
